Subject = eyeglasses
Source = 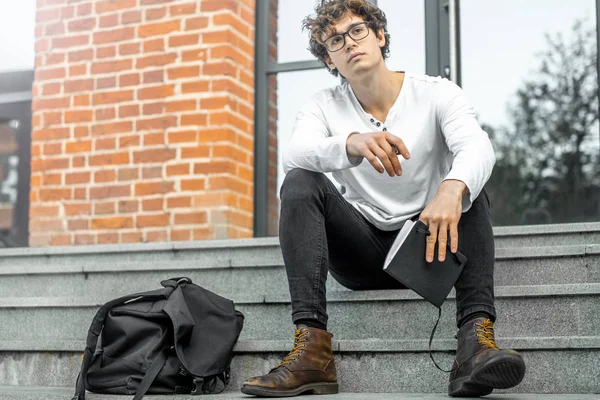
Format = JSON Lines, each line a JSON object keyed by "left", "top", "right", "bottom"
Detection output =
{"left": 323, "top": 22, "right": 370, "bottom": 52}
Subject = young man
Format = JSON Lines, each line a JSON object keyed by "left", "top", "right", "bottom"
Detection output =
{"left": 242, "top": 0, "right": 526, "bottom": 397}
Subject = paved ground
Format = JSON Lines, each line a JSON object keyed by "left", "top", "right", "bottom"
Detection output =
{"left": 0, "top": 387, "right": 598, "bottom": 400}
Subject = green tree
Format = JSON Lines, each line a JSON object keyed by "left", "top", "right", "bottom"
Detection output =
{"left": 485, "top": 19, "right": 599, "bottom": 225}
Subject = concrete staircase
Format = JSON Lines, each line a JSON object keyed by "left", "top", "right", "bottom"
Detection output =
{"left": 0, "top": 222, "right": 598, "bottom": 398}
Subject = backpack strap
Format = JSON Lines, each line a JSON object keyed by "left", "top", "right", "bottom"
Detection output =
{"left": 71, "top": 288, "right": 173, "bottom": 400}
{"left": 132, "top": 347, "right": 169, "bottom": 400}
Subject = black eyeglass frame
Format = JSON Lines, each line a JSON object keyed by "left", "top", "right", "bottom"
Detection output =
{"left": 323, "top": 22, "right": 371, "bottom": 52}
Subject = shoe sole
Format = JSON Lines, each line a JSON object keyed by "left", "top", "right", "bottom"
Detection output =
{"left": 448, "top": 353, "right": 526, "bottom": 397}
{"left": 240, "top": 382, "right": 339, "bottom": 397}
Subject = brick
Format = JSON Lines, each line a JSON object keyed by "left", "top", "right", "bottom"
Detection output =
{"left": 181, "top": 113, "right": 208, "bottom": 126}
{"left": 146, "top": 230, "right": 167, "bottom": 242}
{"left": 45, "top": 53, "right": 65, "bottom": 66}
{"left": 52, "top": 35, "right": 89, "bottom": 49}
{"left": 96, "top": 45, "right": 116, "bottom": 59}
{"left": 193, "top": 192, "right": 236, "bottom": 208}
{"left": 119, "top": 200, "right": 138, "bottom": 213}
{"left": 142, "top": 198, "right": 164, "bottom": 211}
{"left": 74, "top": 187, "right": 87, "bottom": 200}
{"left": 168, "top": 33, "right": 198, "bottom": 47}
{"left": 138, "top": 20, "right": 180, "bottom": 38}
{"left": 144, "top": 132, "right": 165, "bottom": 146}
{"left": 119, "top": 134, "right": 140, "bottom": 148}
{"left": 95, "top": 107, "right": 116, "bottom": 121}
{"left": 64, "top": 203, "right": 91, "bottom": 216}
{"left": 122, "top": 10, "right": 142, "bottom": 25}
{"left": 167, "top": 130, "right": 197, "bottom": 146}
{"left": 146, "top": 6, "right": 167, "bottom": 20}
{"left": 213, "top": 13, "right": 250, "bottom": 37}
{"left": 93, "top": 27, "right": 135, "bottom": 44}
{"left": 119, "top": 42, "right": 140, "bottom": 56}
{"left": 61, "top": 5, "right": 75, "bottom": 19}
{"left": 203, "top": 61, "right": 236, "bottom": 77}
{"left": 166, "top": 100, "right": 196, "bottom": 113}
{"left": 35, "top": 67, "right": 66, "bottom": 81}
{"left": 95, "top": 0, "right": 137, "bottom": 14}
{"left": 65, "top": 171, "right": 91, "bottom": 185}
{"left": 143, "top": 38, "right": 164, "bottom": 53}
{"left": 95, "top": 137, "right": 117, "bottom": 150}
{"left": 201, "top": 0, "right": 237, "bottom": 12}
{"left": 99, "top": 13, "right": 119, "bottom": 28}
{"left": 97, "top": 76, "right": 117, "bottom": 90}
{"left": 194, "top": 160, "right": 235, "bottom": 174}
{"left": 171, "top": 2, "right": 196, "bottom": 16}
{"left": 41, "top": 157, "right": 70, "bottom": 172}
{"left": 136, "top": 116, "right": 177, "bottom": 131}
{"left": 118, "top": 167, "right": 139, "bottom": 181}
{"left": 98, "top": 233, "right": 119, "bottom": 244}
{"left": 142, "top": 166, "right": 163, "bottom": 179}
{"left": 89, "top": 152, "right": 130, "bottom": 166}
{"left": 119, "top": 73, "right": 140, "bottom": 87}
{"left": 167, "top": 195, "right": 191, "bottom": 208}
{"left": 74, "top": 233, "right": 95, "bottom": 245}
{"left": 65, "top": 110, "right": 93, "bottom": 123}
{"left": 93, "top": 90, "right": 134, "bottom": 105}
{"left": 92, "top": 216, "right": 133, "bottom": 229}
{"left": 181, "top": 178, "right": 206, "bottom": 191}
{"left": 64, "top": 78, "right": 94, "bottom": 93}
{"left": 138, "top": 84, "right": 174, "bottom": 100}
{"left": 45, "top": 22, "right": 65, "bottom": 36}
{"left": 133, "top": 148, "right": 176, "bottom": 163}
{"left": 211, "top": 44, "right": 251, "bottom": 67}
{"left": 167, "top": 65, "right": 199, "bottom": 79}
{"left": 91, "top": 59, "right": 132, "bottom": 74}
{"left": 143, "top": 102, "right": 164, "bottom": 115}
{"left": 43, "top": 143, "right": 63, "bottom": 156}
{"left": 36, "top": 8, "right": 61, "bottom": 23}
{"left": 121, "top": 231, "right": 143, "bottom": 243}
{"left": 77, "top": 3, "right": 93, "bottom": 17}
{"left": 135, "top": 181, "right": 173, "bottom": 196}
{"left": 174, "top": 211, "right": 207, "bottom": 225}
{"left": 193, "top": 227, "right": 213, "bottom": 240}
{"left": 209, "top": 175, "right": 249, "bottom": 194}
{"left": 34, "top": 38, "right": 49, "bottom": 53}
{"left": 166, "top": 164, "right": 189, "bottom": 177}
{"left": 42, "top": 82, "right": 61, "bottom": 96}
{"left": 69, "top": 64, "right": 88, "bottom": 77}
{"left": 119, "top": 105, "right": 140, "bottom": 118}
{"left": 136, "top": 53, "right": 177, "bottom": 69}
{"left": 94, "top": 170, "right": 116, "bottom": 183}
{"left": 39, "top": 188, "right": 71, "bottom": 201}
{"left": 171, "top": 229, "right": 191, "bottom": 241}
{"left": 92, "top": 121, "right": 133, "bottom": 135}
{"left": 73, "top": 127, "right": 90, "bottom": 138}
{"left": 49, "top": 234, "right": 72, "bottom": 246}
{"left": 200, "top": 96, "right": 229, "bottom": 110}
{"left": 182, "top": 49, "right": 208, "bottom": 64}
{"left": 198, "top": 128, "right": 234, "bottom": 142}
{"left": 73, "top": 95, "right": 90, "bottom": 107}
{"left": 90, "top": 184, "right": 131, "bottom": 199}
{"left": 137, "top": 213, "right": 170, "bottom": 228}
{"left": 143, "top": 70, "right": 164, "bottom": 84}
{"left": 94, "top": 201, "right": 115, "bottom": 215}
{"left": 68, "top": 17, "right": 96, "bottom": 32}
{"left": 42, "top": 172, "right": 62, "bottom": 185}
{"left": 181, "top": 80, "right": 209, "bottom": 94}
{"left": 31, "top": 219, "right": 65, "bottom": 233}
{"left": 180, "top": 145, "right": 210, "bottom": 159}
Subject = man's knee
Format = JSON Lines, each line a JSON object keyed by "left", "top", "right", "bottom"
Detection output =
{"left": 280, "top": 168, "right": 329, "bottom": 200}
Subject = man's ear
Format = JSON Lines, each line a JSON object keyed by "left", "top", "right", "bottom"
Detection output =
{"left": 324, "top": 55, "right": 337, "bottom": 71}
{"left": 376, "top": 28, "right": 386, "bottom": 48}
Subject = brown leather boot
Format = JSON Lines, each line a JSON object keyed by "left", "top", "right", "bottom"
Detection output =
{"left": 448, "top": 317, "right": 526, "bottom": 397}
{"left": 241, "top": 326, "right": 338, "bottom": 397}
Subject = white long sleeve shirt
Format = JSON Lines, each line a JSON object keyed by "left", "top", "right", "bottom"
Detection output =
{"left": 282, "top": 73, "right": 496, "bottom": 231}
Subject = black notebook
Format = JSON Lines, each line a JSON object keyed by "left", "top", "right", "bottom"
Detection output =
{"left": 383, "top": 219, "right": 467, "bottom": 308}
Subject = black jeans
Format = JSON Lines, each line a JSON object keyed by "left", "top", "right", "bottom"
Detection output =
{"left": 279, "top": 168, "right": 496, "bottom": 329}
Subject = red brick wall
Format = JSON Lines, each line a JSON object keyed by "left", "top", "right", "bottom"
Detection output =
{"left": 30, "top": 0, "right": 257, "bottom": 246}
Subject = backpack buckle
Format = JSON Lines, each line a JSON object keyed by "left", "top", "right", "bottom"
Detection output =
{"left": 191, "top": 377, "right": 204, "bottom": 395}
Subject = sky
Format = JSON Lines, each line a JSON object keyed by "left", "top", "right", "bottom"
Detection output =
{"left": 0, "top": 0, "right": 597, "bottom": 193}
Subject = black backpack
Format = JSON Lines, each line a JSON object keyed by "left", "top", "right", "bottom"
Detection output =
{"left": 72, "top": 277, "right": 244, "bottom": 400}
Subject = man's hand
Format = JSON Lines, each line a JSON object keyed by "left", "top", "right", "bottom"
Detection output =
{"left": 419, "top": 180, "right": 468, "bottom": 263}
{"left": 346, "top": 132, "right": 410, "bottom": 176}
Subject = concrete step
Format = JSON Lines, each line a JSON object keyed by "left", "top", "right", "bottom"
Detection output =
{"left": 492, "top": 222, "right": 600, "bottom": 247}
{"left": 0, "top": 243, "right": 598, "bottom": 299}
{"left": 1, "top": 387, "right": 597, "bottom": 400}
{"left": 1, "top": 284, "right": 598, "bottom": 342}
{"left": 1, "top": 337, "right": 598, "bottom": 393}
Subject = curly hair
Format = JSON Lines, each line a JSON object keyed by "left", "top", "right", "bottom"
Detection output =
{"left": 302, "top": 0, "right": 391, "bottom": 77}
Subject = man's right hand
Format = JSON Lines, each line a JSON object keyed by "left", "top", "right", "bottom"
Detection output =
{"left": 346, "top": 131, "right": 410, "bottom": 176}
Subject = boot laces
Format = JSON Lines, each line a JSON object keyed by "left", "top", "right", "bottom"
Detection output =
{"left": 278, "top": 329, "right": 308, "bottom": 367}
{"left": 475, "top": 319, "right": 499, "bottom": 350}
